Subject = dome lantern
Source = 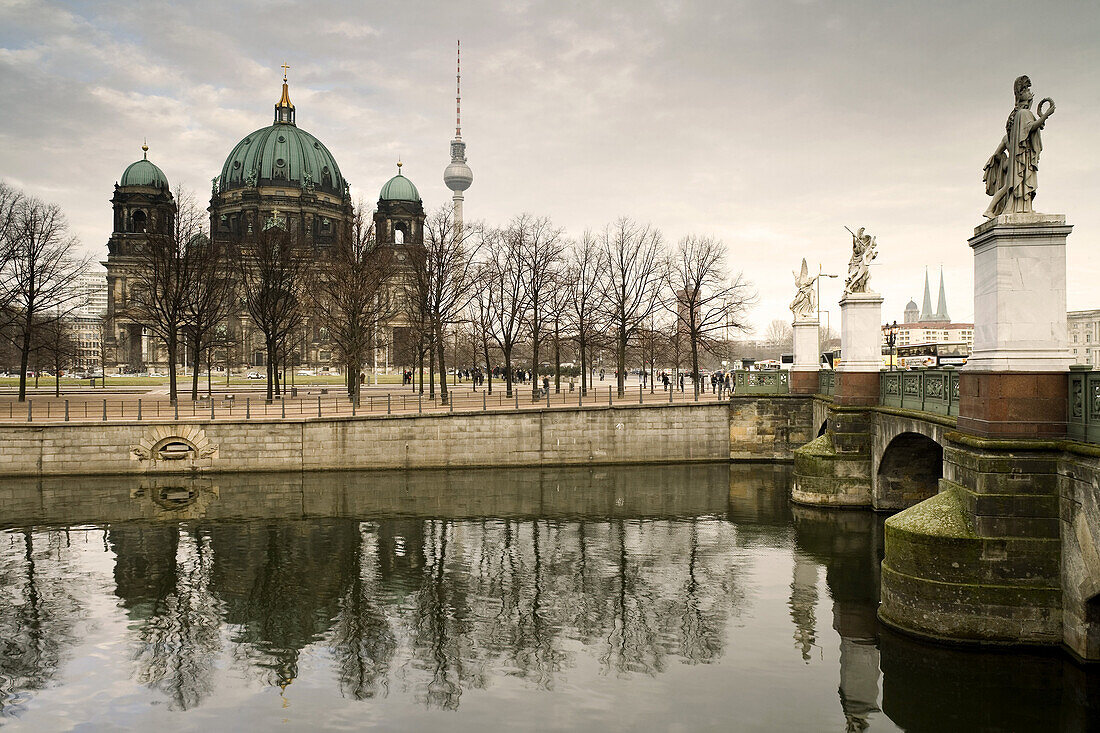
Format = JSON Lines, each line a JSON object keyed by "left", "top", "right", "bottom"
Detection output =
{"left": 120, "top": 141, "right": 170, "bottom": 189}
{"left": 275, "top": 63, "right": 295, "bottom": 126}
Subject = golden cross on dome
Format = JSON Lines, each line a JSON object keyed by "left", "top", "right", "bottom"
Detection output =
{"left": 281, "top": 62, "right": 290, "bottom": 81}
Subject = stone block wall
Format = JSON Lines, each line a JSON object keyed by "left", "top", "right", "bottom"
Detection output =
{"left": 1061, "top": 449, "right": 1100, "bottom": 660}
{"left": 728, "top": 395, "right": 814, "bottom": 460}
{"left": 0, "top": 403, "right": 733, "bottom": 477}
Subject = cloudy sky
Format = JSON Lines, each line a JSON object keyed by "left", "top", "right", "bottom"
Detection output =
{"left": 2, "top": 0, "right": 1098, "bottom": 334}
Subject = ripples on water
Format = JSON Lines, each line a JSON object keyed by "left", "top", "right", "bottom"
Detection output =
{"left": 0, "top": 464, "right": 1096, "bottom": 731}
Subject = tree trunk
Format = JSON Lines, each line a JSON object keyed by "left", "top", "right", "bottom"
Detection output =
{"left": 553, "top": 321, "right": 561, "bottom": 393}
{"left": 428, "top": 333, "right": 436, "bottom": 399}
{"left": 435, "top": 322, "right": 448, "bottom": 405}
{"left": 504, "top": 346, "right": 514, "bottom": 398}
{"left": 579, "top": 334, "right": 587, "bottom": 396}
{"left": 616, "top": 324, "right": 627, "bottom": 397}
{"left": 265, "top": 338, "right": 275, "bottom": 401}
{"left": 531, "top": 311, "right": 540, "bottom": 400}
{"left": 191, "top": 334, "right": 201, "bottom": 401}
{"left": 167, "top": 333, "right": 179, "bottom": 405}
{"left": 482, "top": 339, "right": 492, "bottom": 394}
{"left": 690, "top": 328, "right": 700, "bottom": 398}
{"left": 18, "top": 313, "right": 31, "bottom": 401}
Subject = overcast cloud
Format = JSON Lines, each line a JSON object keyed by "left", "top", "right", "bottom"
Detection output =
{"left": 2, "top": 0, "right": 1098, "bottom": 334}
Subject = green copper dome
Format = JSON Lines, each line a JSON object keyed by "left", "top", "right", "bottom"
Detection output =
{"left": 379, "top": 167, "right": 420, "bottom": 202}
{"left": 121, "top": 158, "right": 169, "bottom": 189}
{"left": 219, "top": 123, "right": 346, "bottom": 196}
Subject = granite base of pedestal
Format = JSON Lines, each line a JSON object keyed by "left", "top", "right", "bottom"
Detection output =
{"left": 957, "top": 371, "right": 1067, "bottom": 439}
{"left": 834, "top": 371, "right": 881, "bottom": 407}
{"left": 790, "top": 370, "right": 820, "bottom": 395}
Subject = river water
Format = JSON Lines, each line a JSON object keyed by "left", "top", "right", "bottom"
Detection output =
{"left": 0, "top": 464, "right": 1096, "bottom": 731}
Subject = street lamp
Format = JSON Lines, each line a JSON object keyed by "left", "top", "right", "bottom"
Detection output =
{"left": 817, "top": 265, "right": 839, "bottom": 365}
{"left": 885, "top": 320, "right": 899, "bottom": 371}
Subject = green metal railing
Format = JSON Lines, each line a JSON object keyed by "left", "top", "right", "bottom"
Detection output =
{"left": 733, "top": 370, "right": 790, "bottom": 394}
{"left": 1069, "top": 366, "right": 1100, "bottom": 444}
{"left": 880, "top": 368, "right": 959, "bottom": 416}
{"left": 818, "top": 370, "right": 835, "bottom": 396}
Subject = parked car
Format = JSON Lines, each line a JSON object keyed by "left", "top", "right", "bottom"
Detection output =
{"left": 296, "top": 369, "right": 315, "bottom": 376}
{"left": 246, "top": 372, "right": 265, "bottom": 379}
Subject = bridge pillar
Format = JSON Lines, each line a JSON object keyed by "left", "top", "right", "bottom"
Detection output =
{"left": 790, "top": 318, "right": 820, "bottom": 395}
{"left": 835, "top": 292, "right": 883, "bottom": 407}
{"left": 881, "top": 214, "right": 1074, "bottom": 653}
{"left": 958, "top": 214, "right": 1073, "bottom": 439}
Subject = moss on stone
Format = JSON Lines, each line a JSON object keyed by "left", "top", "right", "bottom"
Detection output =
{"left": 887, "top": 486, "right": 975, "bottom": 539}
{"left": 794, "top": 433, "right": 834, "bottom": 457}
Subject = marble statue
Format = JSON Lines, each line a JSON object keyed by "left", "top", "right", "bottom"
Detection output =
{"left": 790, "top": 258, "right": 817, "bottom": 320}
{"left": 983, "top": 75, "right": 1055, "bottom": 219}
{"left": 844, "top": 227, "right": 877, "bottom": 295}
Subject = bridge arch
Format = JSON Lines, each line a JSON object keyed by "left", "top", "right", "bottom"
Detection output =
{"left": 872, "top": 414, "right": 948, "bottom": 511}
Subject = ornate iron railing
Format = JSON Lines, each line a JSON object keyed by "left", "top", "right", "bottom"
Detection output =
{"left": 1068, "top": 366, "right": 1100, "bottom": 444}
{"left": 818, "top": 370, "right": 835, "bottom": 396}
{"left": 733, "top": 370, "right": 790, "bottom": 394}
{"left": 879, "top": 368, "right": 959, "bottom": 416}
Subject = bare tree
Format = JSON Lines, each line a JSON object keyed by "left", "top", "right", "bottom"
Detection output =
{"left": 565, "top": 233, "right": 606, "bottom": 396}
{"left": 763, "top": 319, "right": 793, "bottom": 350}
{"left": 469, "top": 264, "right": 497, "bottom": 394}
{"left": 34, "top": 317, "right": 79, "bottom": 397}
{"left": 3, "top": 193, "right": 90, "bottom": 400}
{"left": 312, "top": 208, "right": 396, "bottom": 402}
{"left": 666, "top": 235, "right": 755, "bottom": 395}
{"left": 182, "top": 235, "right": 238, "bottom": 400}
{"left": 482, "top": 227, "right": 526, "bottom": 398}
{"left": 514, "top": 214, "right": 565, "bottom": 399}
{"left": 599, "top": 218, "right": 664, "bottom": 397}
{"left": 0, "top": 182, "right": 26, "bottom": 320}
{"left": 124, "top": 188, "right": 200, "bottom": 404}
{"left": 231, "top": 219, "right": 311, "bottom": 401}
{"left": 420, "top": 207, "right": 484, "bottom": 405}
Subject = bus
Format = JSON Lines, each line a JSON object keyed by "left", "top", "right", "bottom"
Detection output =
{"left": 895, "top": 342, "right": 969, "bottom": 369}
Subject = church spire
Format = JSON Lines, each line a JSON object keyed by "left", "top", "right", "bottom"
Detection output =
{"left": 275, "top": 62, "right": 296, "bottom": 125}
{"left": 919, "top": 267, "right": 934, "bottom": 321}
{"left": 935, "top": 266, "right": 950, "bottom": 322}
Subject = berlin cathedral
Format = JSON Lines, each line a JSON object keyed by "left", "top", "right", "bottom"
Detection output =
{"left": 102, "top": 64, "right": 470, "bottom": 374}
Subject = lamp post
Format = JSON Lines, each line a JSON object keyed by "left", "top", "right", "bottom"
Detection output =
{"left": 817, "top": 265, "right": 839, "bottom": 365}
{"left": 886, "top": 320, "right": 899, "bottom": 371}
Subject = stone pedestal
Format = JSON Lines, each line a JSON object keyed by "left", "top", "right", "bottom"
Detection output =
{"left": 790, "top": 318, "right": 820, "bottom": 394}
{"left": 835, "top": 292, "right": 884, "bottom": 406}
{"left": 959, "top": 213, "right": 1073, "bottom": 438}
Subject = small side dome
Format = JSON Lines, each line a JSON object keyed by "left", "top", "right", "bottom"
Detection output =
{"left": 905, "top": 299, "right": 918, "bottom": 310}
{"left": 121, "top": 157, "right": 169, "bottom": 189}
{"left": 379, "top": 163, "right": 421, "bottom": 202}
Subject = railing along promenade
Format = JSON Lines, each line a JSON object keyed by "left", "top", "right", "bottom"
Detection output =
{"left": 0, "top": 383, "right": 729, "bottom": 424}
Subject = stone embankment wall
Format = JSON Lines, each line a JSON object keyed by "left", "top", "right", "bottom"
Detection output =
{"left": 728, "top": 395, "right": 814, "bottom": 460}
{"left": 0, "top": 403, "right": 740, "bottom": 477}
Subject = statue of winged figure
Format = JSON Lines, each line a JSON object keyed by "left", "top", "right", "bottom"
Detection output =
{"left": 983, "top": 75, "right": 1055, "bottom": 219}
{"left": 790, "top": 258, "right": 817, "bottom": 320}
{"left": 844, "top": 227, "right": 877, "bottom": 295}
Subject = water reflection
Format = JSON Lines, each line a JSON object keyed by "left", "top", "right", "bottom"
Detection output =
{"left": 0, "top": 464, "right": 1096, "bottom": 730}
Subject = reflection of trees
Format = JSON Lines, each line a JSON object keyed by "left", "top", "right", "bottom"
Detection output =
{"left": 409, "top": 520, "right": 484, "bottom": 709}
{"left": 208, "top": 520, "right": 359, "bottom": 689}
{"left": 330, "top": 525, "right": 396, "bottom": 700}
{"left": 129, "top": 529, "right": 222, "bottom": 711}
{"left": 0, "top": 530, "right": 83, "bottom": 717}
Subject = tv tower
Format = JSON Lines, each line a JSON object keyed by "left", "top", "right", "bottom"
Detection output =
{"left": 443, "top": 40, "right": 473, "bottom": 228}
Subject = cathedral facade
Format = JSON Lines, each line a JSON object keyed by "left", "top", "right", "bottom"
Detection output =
{"left": 103, "top": 74, "right": 426, "bottom": 374}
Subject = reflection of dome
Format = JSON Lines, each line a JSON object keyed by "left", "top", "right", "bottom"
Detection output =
{"left": 444, "top": 159, "right": 473, "bottom": 191}
{"left": 121, "top": 158, "right": 169, "bottom": 189}
{"left": 379, "top": 166, "right": 420, "bottom": 202}
{"left": 219, "top": 124, "right": 345, "bottom": 195}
